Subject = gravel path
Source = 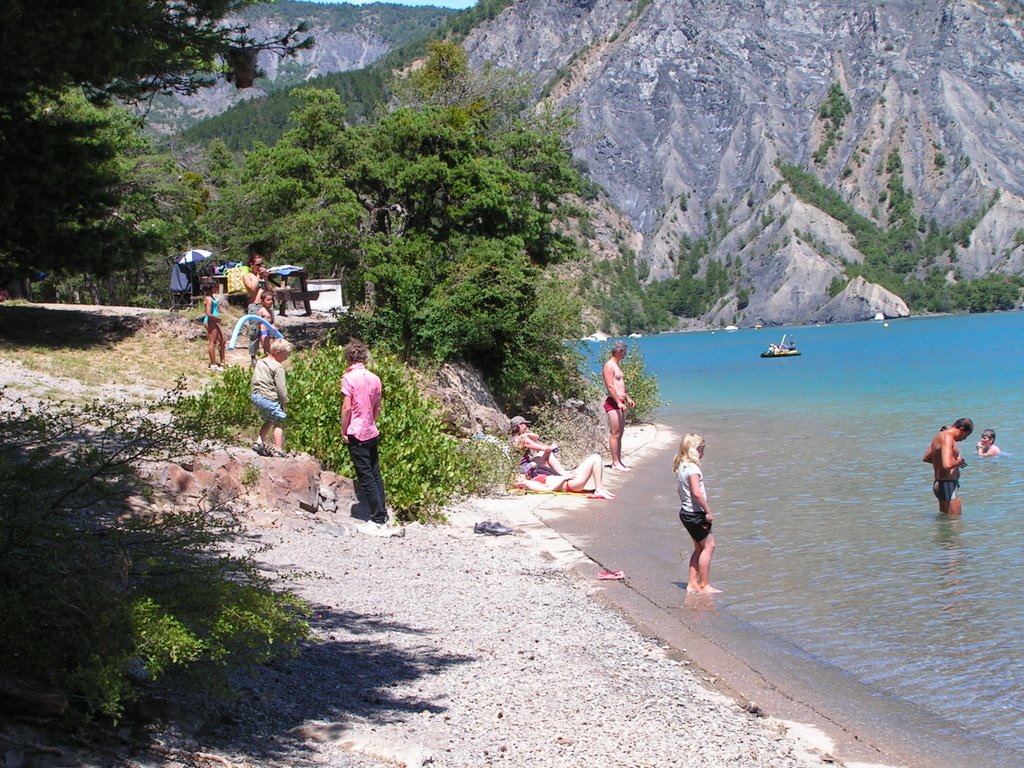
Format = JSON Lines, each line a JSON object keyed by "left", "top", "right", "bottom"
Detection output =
{"left": 132, "top": 507, "right": 833, "bottom": 768}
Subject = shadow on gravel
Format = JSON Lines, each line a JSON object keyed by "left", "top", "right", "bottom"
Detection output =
{"left": 196, "top": 606, "right": 474, "bottom": 761}
{"left": 0, "top": 306, "right": 146, "bottom": 349}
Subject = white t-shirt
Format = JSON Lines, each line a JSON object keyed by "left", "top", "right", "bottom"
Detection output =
{"left": 675, "top": 462, "right": 706, "bottom": 521}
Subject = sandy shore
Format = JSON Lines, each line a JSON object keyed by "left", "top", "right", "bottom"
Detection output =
{"left": 73, "top": 423, "right": 881, "bottom": 768}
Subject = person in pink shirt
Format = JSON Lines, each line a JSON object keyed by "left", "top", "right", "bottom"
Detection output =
{"left": 341, "top": 339, "right": 388, "bottom": 530}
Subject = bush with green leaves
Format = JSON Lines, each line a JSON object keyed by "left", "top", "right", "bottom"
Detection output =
{"left": 621, "top": 346, "right": 661, "bottom": 423}
{"left": 200, "top": 47, "right": 589, "bottom": 408}
{"left": 0, "top": 393, "right": 309, "bottom": 722}
{"left": 174, "top": 344, "right": 505, "bottom": 519}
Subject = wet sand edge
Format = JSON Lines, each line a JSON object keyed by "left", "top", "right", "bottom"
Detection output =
{"left": 449, "top": 422, "right": 1020, "bottom": 768}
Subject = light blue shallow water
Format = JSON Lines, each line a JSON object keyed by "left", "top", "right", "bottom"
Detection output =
{"left": 618, "top": 312, "right": 1024, "bottom": 753}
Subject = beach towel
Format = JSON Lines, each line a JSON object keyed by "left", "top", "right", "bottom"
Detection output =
{"left": 225, "top": 266, "right": 249, "bottom": 294}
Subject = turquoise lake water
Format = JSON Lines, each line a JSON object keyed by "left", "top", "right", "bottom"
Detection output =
{"left": 616, "top": 312, "right": 1024, "bottom": 755}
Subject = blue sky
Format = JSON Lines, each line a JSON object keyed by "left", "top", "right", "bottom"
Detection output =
{"left": 306, "top": 0, "right": 478, "bottom": 8}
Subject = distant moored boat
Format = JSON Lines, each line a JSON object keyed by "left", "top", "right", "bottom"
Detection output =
{"left": 761, "top": 334, "right": 801, "bottom": 358}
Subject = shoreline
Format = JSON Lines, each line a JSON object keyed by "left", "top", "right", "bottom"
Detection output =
{"left": 157, "top": 422, "right": 844, "bottom": 768}
{"left": 444, "top": 422, "right": 904, "bottom": 768}
{"left": 505, "top": 423, "right": 1021, "bottom": 768}
{"left": 448, "top": 423, "right": 885, "bottom": 767}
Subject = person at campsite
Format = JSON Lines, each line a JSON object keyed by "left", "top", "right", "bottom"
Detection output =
{"left": 201, "top": 278, "right": 225, "bottom": 371}
{"left": 341, "top": 339, "right": 392, "bottom": 534}
{"left": 603, "top": 340, "right": 636, "bottom": 471}
{"left": 250, "top": 338, "right": 291, "bottom": 458}
{"left": 243, "top": 249, "right": 271, "bottom": 366}
{"left": 976, "top": 428, "right": 1001, "bottom": 457}
{"left": 514, "top": 453, "right": 614, "bottom": 499}
{"left": 257, "top": 290, "right": 278, "bottom": 359}
{"left": 510, "top": 415, "right": 567, "bottom": 477}
{"left": 923, "top": 418, "right": 973, "bottom": 516}
{"left": 673, "top": 433, "right": 719, "bottom": 594}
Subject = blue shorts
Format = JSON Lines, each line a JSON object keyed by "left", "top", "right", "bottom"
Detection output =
{"left": 251, "top": 393, "right": 287, "bottom": 424}
{"left": 933, "top": 478, "right": 959, "bottom": 502}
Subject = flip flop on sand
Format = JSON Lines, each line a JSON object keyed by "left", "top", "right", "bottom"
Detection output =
{"left": 597, "top": 570, "right": 625, "bottom": 580}
{"left": 587, "top": 492, "right": 613, "bottom": 500}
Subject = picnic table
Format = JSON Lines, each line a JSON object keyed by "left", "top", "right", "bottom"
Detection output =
{"left": 268, "top": 268, "right": 318, "bottom": 317}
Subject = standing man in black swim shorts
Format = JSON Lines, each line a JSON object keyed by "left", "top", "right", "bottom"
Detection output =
{"left": 923, "top": 418, "right": 972, "bottom": 516}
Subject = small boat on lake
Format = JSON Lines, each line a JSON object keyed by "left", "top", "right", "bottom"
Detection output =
{"left": 761, "top": 334, "right": 801, "bottom": 358}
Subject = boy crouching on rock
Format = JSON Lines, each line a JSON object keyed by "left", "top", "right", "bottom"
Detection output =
{"left": 251, "top": 338, "right": 291, "bottom": 458}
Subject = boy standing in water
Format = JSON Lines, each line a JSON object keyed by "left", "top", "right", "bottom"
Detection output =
{"left": 976, "top": 429, "right": 1001, "bottom": 457}
{"left": 923, "top": 418, "right": 973, "bottom": 515}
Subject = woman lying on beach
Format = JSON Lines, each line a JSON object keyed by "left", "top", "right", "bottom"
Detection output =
{"left": 513, "top": 453, "right": 614, "bottom": 499}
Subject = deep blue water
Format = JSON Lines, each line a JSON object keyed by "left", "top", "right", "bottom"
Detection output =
{"left": 612, "top": 312, "right": 1024, "bottom": 754}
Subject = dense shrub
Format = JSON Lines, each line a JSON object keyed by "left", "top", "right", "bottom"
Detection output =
{"left": 0, "top": 394, "right": 309, "bottom": 722}
{"left": 618, "top": 344, "right": 661, "bottom": 423}
{"left": 175, "top": 344, "right": 506, "bottom": 519}
{"left": 526, "top": 403, "right": 607, "bottom": 468}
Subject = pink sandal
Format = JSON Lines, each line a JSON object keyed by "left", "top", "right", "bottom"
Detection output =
{"left": 597, "top": 570, "right": 624, "bottom": 580}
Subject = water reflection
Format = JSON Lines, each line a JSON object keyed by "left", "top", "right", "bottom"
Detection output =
{"left": 933, "top": 514, "right": 966, "bottom": 615}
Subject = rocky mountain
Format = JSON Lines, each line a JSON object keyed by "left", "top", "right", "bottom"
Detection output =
{"left": 143, "top": 1, "right": 454, "bottom": 135}
{"left": 462, "top": 0, "right": 1024, "bottom": 326}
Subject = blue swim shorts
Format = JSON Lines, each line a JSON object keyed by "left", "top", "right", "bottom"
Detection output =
{"left": 251, "top": 393, "right": 287, "bottom": 424}
{"left": 932, "top": 478, "right": 959, "bottom": 502}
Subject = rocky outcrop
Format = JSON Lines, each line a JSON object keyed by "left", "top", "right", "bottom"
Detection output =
{"left": 424, "top": 361, "right": 510, "bottom": 436}
{"left": 463, "top": 0, "right": 1024, "bottom": 324}
{"left": 156, "top": 448, "right": 357, "bottom": 527}
{"left": 812, "top": 276, "right": 910, "bottom": 324}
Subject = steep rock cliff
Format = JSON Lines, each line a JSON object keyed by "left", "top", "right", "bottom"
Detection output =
{"left": 464, "top": 0, "right": 1024, "bottom": 325}
{"left": 145, "top": 2, "right": 452, "bottom": 135}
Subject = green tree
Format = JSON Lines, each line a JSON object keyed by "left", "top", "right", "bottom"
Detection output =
{"left": 332, "top": 48, "right": 585, "bottom": 402}
{"left": 0, "top": 0, "right": 310, "bottom": 279}
{"left": 200, "top": 44, "right": 587, "bottom": 404}
{"left": 204, "top": 89, "right": 364, "bottom": 269}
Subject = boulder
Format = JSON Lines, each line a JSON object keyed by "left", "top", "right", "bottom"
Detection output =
{"left": 424, "top": 361, "right": 509, "bottom": 436}
{"left": 154, "top": 448, "right": 357, "bottom": 525}
{"left": 812, "top": 276, "right": 910, "bottom": 323}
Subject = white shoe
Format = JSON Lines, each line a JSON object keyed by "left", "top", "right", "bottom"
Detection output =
{"left": 358, "top": 521, "right": 405, "bottom": 538}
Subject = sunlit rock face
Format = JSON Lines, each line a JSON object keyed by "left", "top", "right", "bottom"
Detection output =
{"left": 465, "top": 0, "right": 1024, "bottom": 324}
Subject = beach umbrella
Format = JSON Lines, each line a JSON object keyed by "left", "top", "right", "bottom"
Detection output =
{"left": 170, "top": 249, "right": 214, "bottom": 297}
{"left": 177, "top": 249, "right": 213, "bottom": 265}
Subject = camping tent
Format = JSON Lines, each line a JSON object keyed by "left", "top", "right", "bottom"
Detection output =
{"left": 170, "top": 249, "right": 213, "bottom": 307}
